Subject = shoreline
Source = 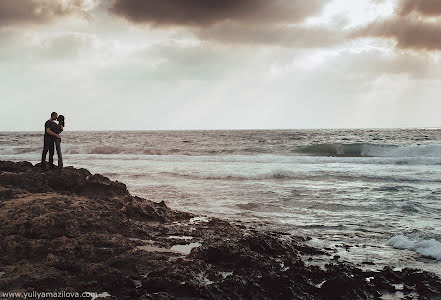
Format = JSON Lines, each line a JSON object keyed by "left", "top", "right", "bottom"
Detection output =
{"left": 0, "top": 160, "right": 440, "bottom": 299}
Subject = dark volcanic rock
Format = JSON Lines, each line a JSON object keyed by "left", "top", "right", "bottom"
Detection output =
{"left": 1, "top": 161, "right": 130, "bottom": 198}
{"left": 0, "top": 160, "right": 33, "bottom": 173}
{"left": 0, "top": 160, "right": 440, "bottom": 300}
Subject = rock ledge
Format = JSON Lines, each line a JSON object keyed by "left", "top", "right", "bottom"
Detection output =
{"left": 0, "top": 161, "right": 440, "bottom": 300}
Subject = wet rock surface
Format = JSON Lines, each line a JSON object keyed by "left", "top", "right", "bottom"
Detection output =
{"left": 0, "top": 160, "right": 440, "bottom": 300}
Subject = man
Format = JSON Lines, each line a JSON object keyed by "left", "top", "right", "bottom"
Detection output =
{"left": 41, "top": 112, "right": 61, "bottom": 171}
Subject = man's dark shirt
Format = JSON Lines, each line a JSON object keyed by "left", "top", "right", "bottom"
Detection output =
{"left": 44, "top": 120, "right": 53, "bottom": 138}
{"left": 44, "top": 120, "right": 62, "bottom": 138}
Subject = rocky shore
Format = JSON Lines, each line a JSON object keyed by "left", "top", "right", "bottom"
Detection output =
{"left": 0, "top": 160, "right": 440, "bottom": 300}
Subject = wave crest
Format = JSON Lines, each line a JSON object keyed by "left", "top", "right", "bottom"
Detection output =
{"left": 298, "top": 143, "right": 441, "bottom": 158}
{"left": 388, "top": 235, "right": 441, "bottom": 261}
{"left": 159, "top": 170, "right": 299, "bottom": 181}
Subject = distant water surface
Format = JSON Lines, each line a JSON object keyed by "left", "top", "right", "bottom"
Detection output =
{"left": 1, "top": 129, "right": 440, "bottom": 276}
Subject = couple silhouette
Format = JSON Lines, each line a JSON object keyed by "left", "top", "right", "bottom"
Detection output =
{"left": 41, "top": 112, "right": 65, "bottom": 171}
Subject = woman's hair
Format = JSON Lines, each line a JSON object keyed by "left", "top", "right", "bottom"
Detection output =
{"left": 57, "top": 115, "right": 65, "bottom": 127}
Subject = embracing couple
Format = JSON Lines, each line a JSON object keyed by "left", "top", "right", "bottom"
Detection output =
{"left": 41, "top": 112, "right": 65, "bottom": 171}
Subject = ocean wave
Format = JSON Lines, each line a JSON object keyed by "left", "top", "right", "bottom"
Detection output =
{"left": 387, "top": 235, "right": 441, "bottom": 261}
{"left": 297, "top": 143, "right": 441, "bottom": 158}
{"left": 62, "top": 144, "right": 241, "bottom": 156}
{"left": 88, "top": 146, "right": 123, "bottom": 155}
{"left": 64, "top": 145, "right": 163, "bottom": 155}
{"left": 159, "top": 170, "right": 301, "bottom": 181}
{"left": 0, "top": 147, "right": 40, "bottom": 155}
{"left": 372, "top": 185, "right": 415, "bottom": 192}
{"left": 158, "top": 170, "right": 440, "bottom": 184}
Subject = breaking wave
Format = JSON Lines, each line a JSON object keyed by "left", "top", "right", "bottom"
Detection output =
{"left": 0, "top": 147, "right": 40, "bottom": 155}
{"left": 5, "top": 140, "right": 440, "bottom": 159}
{"left": 297, "top": 143, "right": 441, "bottom": 158}
{"left": 388, "top": 235, "right": 441, "bottom": 261}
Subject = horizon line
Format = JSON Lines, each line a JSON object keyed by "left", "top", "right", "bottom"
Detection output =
{"left": 1, "top": 127, "right": 441, "bottom": 132}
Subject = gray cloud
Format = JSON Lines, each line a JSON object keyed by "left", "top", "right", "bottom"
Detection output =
{"left": 0, "top": 0, "right": 97, "bottom": 27}
{"left": 352, "top": 0, "right": 441, "bottom": 51}
{"left": 109, "top": 0, "right": 343, "bottom": 48}
{"left": 398, "top": 0, "right": 441, "bottom": 17}
{"left": 109, "top": 0, "right": 327, "bottom": 27}
{"left": 98, "top": 42, "right": 264, "bottom": 84}
{"left": 0, "top": 31, "right": 99, "bottom": 65}
{"left": 196, "top": 23, "right": 345, "bottom": 48}
{"left": 38, "top": 33, "right": 98, "bottom": 59}
{"left": 324, "top": 49, "right": 435, "bottom": 78}
{"left": 353, "top": 18, "right": 441, "bottom": 51}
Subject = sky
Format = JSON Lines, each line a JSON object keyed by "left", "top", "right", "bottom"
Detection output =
{"left": 0, "top": 0, "right": 440, "bottom": 130}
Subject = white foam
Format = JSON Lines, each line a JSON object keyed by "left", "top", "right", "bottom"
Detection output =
{"left": 387, "top": 235, "right": 441, "bottom": 260}
{"left": 195, "top": 272, "right": 214, "bottom": 286}
{"left": 132, "top": 279, "right": 142, "bottom": 288}
{"left": 220, "top": 271, "right": 233, "bottom": 279}
{"left": 299, "top": 143, "right": 441, "bottom": 158}
{"left": 189, "top": 216, "right": 210, "bottom": 224}
{"left": 365, "top": 144, "right": 441, "bottom": 158}
{"left": 167, "top": 235, "right": 194, "bottom": 240}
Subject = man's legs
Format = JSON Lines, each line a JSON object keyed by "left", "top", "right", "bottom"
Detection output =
{"left": 41, "top": 136, "right": 49, "bottom": 170}
{"left": 48, "top": 138, "right": 55, "bottom": 168}
{"left": 55, "top": 138, "right": 63, "bottom": 168}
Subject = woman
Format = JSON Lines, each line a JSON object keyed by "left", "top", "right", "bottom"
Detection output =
{"left": 53, "top": 115, "right": 65, "bottom": 169}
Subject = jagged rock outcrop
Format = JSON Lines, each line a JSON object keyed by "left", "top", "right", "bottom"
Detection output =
{"left": 0, "top": 160, "right": 440, "bottom": 300}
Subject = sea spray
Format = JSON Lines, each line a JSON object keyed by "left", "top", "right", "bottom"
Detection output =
{"left": 388, "top": 235, "right": 441, "bottom": 260}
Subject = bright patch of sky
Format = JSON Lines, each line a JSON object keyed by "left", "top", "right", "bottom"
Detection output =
{"left": 305, "top": 0, "right": 397, "bottom": 28}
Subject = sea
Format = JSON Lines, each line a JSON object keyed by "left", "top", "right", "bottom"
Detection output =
{"left": 1, "top": 129, "right": 440, "bottom": 277}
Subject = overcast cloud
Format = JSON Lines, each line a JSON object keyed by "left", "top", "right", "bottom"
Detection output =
{"left": 109, "top": 0, "right": 327, "bottom": 26}
{"left": 353, "top": 0, "right": 441, "bottom": 50}
{"left": 0, "top": 0, "right": 440, "bottom": 130}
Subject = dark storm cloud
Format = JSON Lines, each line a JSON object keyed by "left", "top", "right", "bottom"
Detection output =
{"left": 109, "top": 0, "right": 327, "bottom": 27}
{"left": 0, "top": 0, "right": 94, "bottom": 27}
{"left": 109, "top": 0, "right": 342, "bottom": 48}
{"left": 398, "top": 0, "right": 441, "bottom": 17}
{"left": 352, "top": 0, "right": 441, "bottom": 51}
{"left": 353, "top": 18, "right": 441, "bottom": 51}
